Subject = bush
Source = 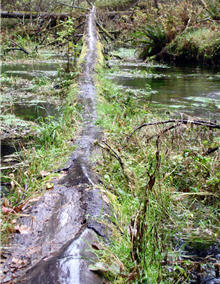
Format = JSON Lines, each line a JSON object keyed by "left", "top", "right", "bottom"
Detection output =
{"left": 168, "top": 28, "right": 220, "bottom": 65}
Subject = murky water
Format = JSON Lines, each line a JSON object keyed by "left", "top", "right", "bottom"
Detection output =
{"left": 109, "top": 56, "right": 220, "bottom": 121}
{"left": 1, "top": 60, "right": 65, "bottom": 120}
{"left": 0, "top": 58, "right": 66, "bottom": 158}
{"left": 1, "top": 61, "right": 63, "bottom": 79}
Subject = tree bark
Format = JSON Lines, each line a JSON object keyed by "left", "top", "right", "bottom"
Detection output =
{"left": 1, "top": 11, "right": 70, "bottom": 20}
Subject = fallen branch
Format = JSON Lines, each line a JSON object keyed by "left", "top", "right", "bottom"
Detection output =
{"left": 1, "top": 11, "right": 70, "bottom": 20}
{"left": 4, "top": 48, "right": 29, "bottom": 55}
{"left": 98, "top": 141, "right": 124, "bottom": 170}
{"left": 96, "top": 22, "right": 115, "bottom": 40}
{"left": 146, "top": 123, "right": 181, "bottom": 142}
{"left": 8, "top": 39, "right": 29, "bottom": 55}
{"left": 127, "top": 119, "right": 220, "bottom": 141}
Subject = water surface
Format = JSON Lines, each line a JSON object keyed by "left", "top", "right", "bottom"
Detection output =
{"left": 109, "top": 57, "right": 220, "bottom": 120}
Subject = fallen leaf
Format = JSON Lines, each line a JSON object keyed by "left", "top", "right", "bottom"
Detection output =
{"left": 2, "top": 198, "right": 10, "bottom": 207}
{"left": 2, "top": 206, "right": 15, "bottom": 215}
{"left": 40, "top": 170, "right": 50, "bottom": 177}
{"left": 46, "top": 182, "right": 54, "bottom": 190}
{"left": 8, "top": 225, "right": 17, "bottom": 233}
{"left": 15, "top": 225, "right": 30, "bottom": 234}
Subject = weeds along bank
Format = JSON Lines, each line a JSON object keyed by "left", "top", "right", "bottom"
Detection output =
{"left": 94, "top": 67, "right": 219, "bottom": 282}
{"left": 1, "top": 79, "right": 82, "bottom": 242}
{"left": 0, "top": 16, "right": 84, "bottom": 241}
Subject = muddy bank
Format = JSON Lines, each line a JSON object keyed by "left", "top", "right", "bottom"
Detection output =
{"left": 1, "top": 6, "right": 109, "bottom": 284}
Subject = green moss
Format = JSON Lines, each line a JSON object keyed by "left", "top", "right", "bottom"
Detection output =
{"left": 96, "top": 40, "right": 105, "bottom": 68}
{"left": 77, "top": 36, "right": 88, "bottom": 67}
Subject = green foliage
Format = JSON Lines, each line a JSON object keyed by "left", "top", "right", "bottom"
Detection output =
{"left": 168, "top": 28, "right": 220, "bottom": 65}
{"left": 135, "top": 25, "right": 167, "bottom": 58}
{"left": 205, "top": 0, "right": 220, "bottom": 20}
{"left": 95, "top": 70, "right": 219, "bottom": 283}
{"left": 123, "top": 0, "right": 220, "bottom": 65}
{"left": 57, "top": 18, "right": 80, "bottom": 72}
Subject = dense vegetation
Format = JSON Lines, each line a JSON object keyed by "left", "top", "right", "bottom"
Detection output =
{"left": 95, "top": 62, "right": 219, "bottom": 282}
{"left": 1, "top": 0, "right": 219, "bottom": 283}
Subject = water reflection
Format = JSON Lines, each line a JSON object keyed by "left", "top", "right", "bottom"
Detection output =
{"left": 109, "top": 59, "right": 220, "bottom": 120}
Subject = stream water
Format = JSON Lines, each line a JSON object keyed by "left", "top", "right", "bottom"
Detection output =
{"left": 0, "top": 58, "right": 67, "bottom": 156}
{"left": 109, "top": 50, "right": 220, "bottom": 121}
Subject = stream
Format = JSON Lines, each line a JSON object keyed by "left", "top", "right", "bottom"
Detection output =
{"left": 109, "top": 49, "right": 220, "bottom": 121}
{"left": 108, "top": 49, "right": 220, "bottom": 284}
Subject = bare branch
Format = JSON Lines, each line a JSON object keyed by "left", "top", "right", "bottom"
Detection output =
{"left": 127, "top": 119, "right": 220, "bottom": 141}
{"left": 99, "top": 141, "right": 124, "bottom": 170}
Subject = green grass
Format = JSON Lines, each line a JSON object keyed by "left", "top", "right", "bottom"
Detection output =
{"left": 1, "top": 83, "right": 81, "bottom": 242}
{"left": 93, "top": 69, "right": 219, "bottom": 283}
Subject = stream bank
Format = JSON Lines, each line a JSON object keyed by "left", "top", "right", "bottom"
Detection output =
{"left": 1, "top": 6, "right": 109, "bottom": 284}
{"left": 93, "top": 49, "right": 220, "bottom": 283}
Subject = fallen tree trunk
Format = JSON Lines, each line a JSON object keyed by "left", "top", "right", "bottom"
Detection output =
{"left": 1, "top": 10, "right": 70, "bottom": 20}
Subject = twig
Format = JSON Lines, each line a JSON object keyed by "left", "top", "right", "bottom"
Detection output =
{"left": 127, "top": 119, "right": 220, "bottom": 141}
{"left": 4, "top": 48, "right": 29, "bottom": 55}
{"left": 9, "top": 39, "right": 29, "bottom": 55}
{"left": 99, "top": 141, "right": 124, "bottom": 170}
{"left": 204, "top": 146, "right": 219, "bottom": 155}
{"left": 146, "top": 123, "right": 181, "bottom": 142}
{"left": 146, "top": 136, "right": 160, "bottom": 191}
{"left": 85, "top": 0, "right": 93, "bottom": 7}
{"left": 96, "top": 21, "right": 115, "bottom": 40}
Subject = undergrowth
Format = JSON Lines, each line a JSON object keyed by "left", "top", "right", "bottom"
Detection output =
{"left": 94, "top": 70, "right": 220, "bottom": 283}
{"left": 0, "top": 84, "right": 81, "bottom": 242}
